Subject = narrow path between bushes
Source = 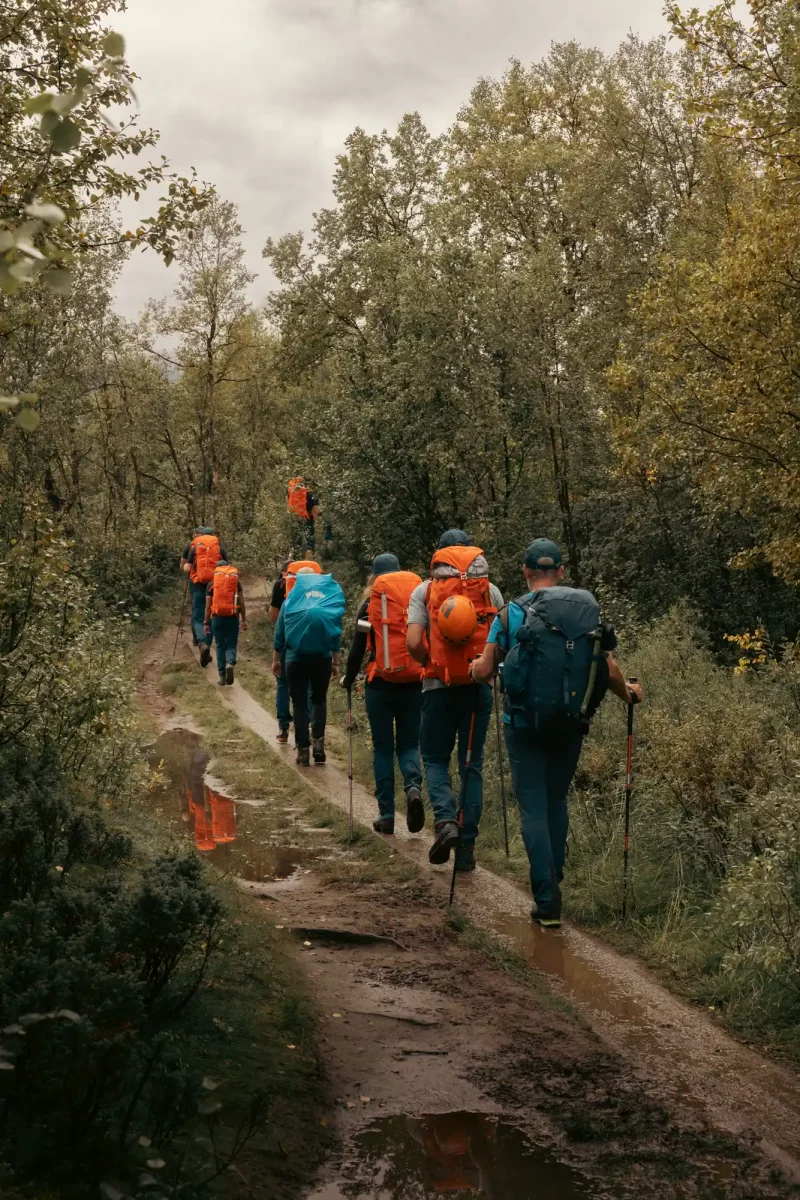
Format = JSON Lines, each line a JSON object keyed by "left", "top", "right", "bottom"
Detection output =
{"left": 140, "top": 593, "right": 800, "bottom": 1198}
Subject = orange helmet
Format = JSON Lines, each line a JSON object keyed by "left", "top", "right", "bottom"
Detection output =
{"left": 437, "top": 595, "right": 477, "bottom": 645}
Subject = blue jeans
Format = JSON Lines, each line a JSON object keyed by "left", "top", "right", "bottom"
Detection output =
{"left": 190, "top": 581, "right": 211, "bottom": 646}
{"left": 276, "top": 650, "right": 311, "bottom": 731}
{"left": 365, "top": 681, "right": 422, "bottom": 818}
{"left": 211, "top": 616, "right": 239, "bottom": 673}
{"left": 504, "top": 726, "right": 584, "bottom": 911}
{"left": 419, "top": 684, "right": 492, "bottom": 846}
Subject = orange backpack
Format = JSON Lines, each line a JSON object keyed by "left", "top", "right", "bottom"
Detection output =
{"left": 287, "top": 477, "right": 311, "bottom": 519}
{"left": 285, "top": 559, "right": 322, "bottom": 596}
{"left": 366, "top": 571, "right": 423, "bottom": 684}
{"left": 425, "top": 546, "right": 497, "bottom": 686}
{"left": 211, "top": 564, "right": 240, "bottom": 617}
{"left": 190, "top": 533, "right": 220, "bottom": 584}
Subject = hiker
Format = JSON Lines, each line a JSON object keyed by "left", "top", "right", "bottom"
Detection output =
{"left": 406, "top": 530, "right": 504, "bottom": 871}
{"left": 272, "top": 567, "right": 345, "bottom": 767}
{"left": 182, "top": 527, "right": 226, "bottom": 666}
{"left": 470, "top": 538, "right": 644, "bottom": 928}
{"left": 341, "top": 553, "right": 425, "bottom": 836}
{"left": 203, "top": 556, "right": 247, "bottom": 686}
{"left": 287, "top": 477, "right": 321, "bottom": 551}
{"left": 269, "top": 559, "right": 320, "bottom": 745}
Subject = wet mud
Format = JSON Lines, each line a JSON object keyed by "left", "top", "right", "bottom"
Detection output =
{"left": 306, "top": 1112, "right": 593, "bottom": 1199}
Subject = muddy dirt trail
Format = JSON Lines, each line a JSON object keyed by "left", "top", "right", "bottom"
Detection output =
{"left": 138, "top": 606, "right": 800, "bottom": 1200}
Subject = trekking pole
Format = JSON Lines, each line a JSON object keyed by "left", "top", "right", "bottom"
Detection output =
{"left": 346, "top": 685, "right": 354, "bottom": 843}
{"left": 621, "top": 678, "right": 638, "bottom": 921}
{"left": 173, "top": 576, "right": 189, "bottom": 657}
{"left": 493, "top": 677, "right": 510, "bottom": 858}
{"left": 449, "top": 708, "right": 478, "bottom": 907}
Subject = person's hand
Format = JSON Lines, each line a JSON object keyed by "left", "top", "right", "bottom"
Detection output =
{"left": 241, "top": 621, "right": 248, "bottom": 632}
{"left": 330, "top": 660, "right": 339, "bottom": 680}
{"left": 339, "top": 675, "right": 349, "bottom": 689}
{"left": 272, "top": 658, "right": 282, "bottom": 679}
{"left": 204, "top": 623, "right": 211, "bottom": 635}
{"left": 183, "top": 562, "right": 191, "bottom": 575}
{"left": 627, "top": 681, "right": 643, "bottom": 705}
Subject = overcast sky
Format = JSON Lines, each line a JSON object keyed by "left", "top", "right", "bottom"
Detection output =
{"left": 114, "top": 0, "right": 670, "bottom": 319}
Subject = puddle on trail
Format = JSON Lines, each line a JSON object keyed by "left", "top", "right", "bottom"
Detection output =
{"left": 146, "top": 728, "right": 324, "bottom": 884}
{"left": 308, "top": 1112, "right": 594, "bottom": 1199}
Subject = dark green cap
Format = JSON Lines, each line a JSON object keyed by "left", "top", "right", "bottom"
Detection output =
{"left": 524, "top": 538, "right": 562, "bottom": 570}
{"left": 438, "top": 529, "right": 471, "bottom": 549}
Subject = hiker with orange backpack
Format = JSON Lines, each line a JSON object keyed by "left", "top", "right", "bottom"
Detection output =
{"left": 269, "top": 559, "right": 320, "bottom": 744}
{"left": 406, "top": 530, "right": 504, "bottom": 870}
{"left": 182, "top": 527, "right": 226, "bottom": 666}
{"left": 287, "top": 477, "right": 321, "bottom": 551}
{"left": 203, "top": 556, "right": 247, "bottom": 686}
{"left": 341, "top": 553, "right": 425, "bottom": 836}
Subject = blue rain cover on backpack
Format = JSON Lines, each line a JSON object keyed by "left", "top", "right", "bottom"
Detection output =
{"left": 502, "top": 586, "right": 604, "bottom": 731}
{"left": 282, "top": 573, "right": 345, "bottom": 657}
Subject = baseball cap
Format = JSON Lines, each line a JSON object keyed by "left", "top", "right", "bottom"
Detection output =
{"left": 524, "top": 538, "right": 562, "bottom": 570}
{"left": 438, "top": 529, "right": 472, "bottom": 549}
{"left": 372, "top": 553, "right": 400, "bottom": 575}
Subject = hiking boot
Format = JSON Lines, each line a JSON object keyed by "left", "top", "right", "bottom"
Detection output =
{"left": 199, "top": 646, "right": 211, "bottom": 668}
{"left": 455, "top": 845, "right": 476, "bottom": 873}
{"left": 531, "top": 904, "right": 562, "bottom": 929}
{"left": 373, "top": 816, "right": 395, "bottom": 835}
{"left": 296, "top": 746, "right": 310, "bottom": 768}
{"left": 225, "top": 664, "right": 235, "bottom": 686}
{"left": 428, "top": 821, "right": 459, "bottom": 865}
{"left": 218, "top": 672, "right": 226, "bottom": 687}
{"left": 276, "top": 726, "right": 290, "bottom": 745}
{"left": 405, "top": 786, "right": 425, "bottom": 834}
{"left": 312, "top": 738, "right": 326, "bottom": 764}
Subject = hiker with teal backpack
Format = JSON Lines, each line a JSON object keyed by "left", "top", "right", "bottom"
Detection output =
{"left": 272, "top": 567, "right": 345, "bottom": 767}
{"left": 470, "top": 538, "right": 643, "bottom": 927}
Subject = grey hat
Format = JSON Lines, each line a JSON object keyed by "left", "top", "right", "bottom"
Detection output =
{"left": 372, "top": 553, "right": 400, "bottom": 575}
{"left": 438, "top": 529, "right": 471, "bottom": 549}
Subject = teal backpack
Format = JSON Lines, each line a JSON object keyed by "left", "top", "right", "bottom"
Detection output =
{"left": 501, "top": 587, "right": 607, "bottom": 732}
{"left": 282, "top": 573, "right": 345, "bottom": 657}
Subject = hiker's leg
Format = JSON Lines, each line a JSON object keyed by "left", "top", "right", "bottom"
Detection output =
{"left": 222, "top": 616, "right": 239, "bottom": 666}
{"left": 505, "top": 728, "right": 555, "bottom": 909}
{"left": 308, "top": 657, "right": 331, "bottom": 741}
{"left": 456, "top": 683, "right": 492, "bottom": 847}
{"left": 287, "top": 661, "right": 311, "bottom": 748}
{"left": 545, "top": 732, "right": 584, "bottom": 887}
{"left": 306, "top": 518, "right": 315, "bottom": 551}
{"left": 365, "top": 682, "right": 397, "bottom": 819}
{"left": 211, "top": 616, "right": 227, "bottom": 674}
{"left": 276, "top": 664, "right": 291, "bottom": 727}
{"left": 420, "top": 689, "right": 458, "bottom": 825}
{"left": 190, "top": 581, "right": 210, "bottom": 646}
{"left": 395, "top": 685, "right": 423, "bottom": 793}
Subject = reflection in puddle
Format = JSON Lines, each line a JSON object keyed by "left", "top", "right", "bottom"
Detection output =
{"left": 147, "top": 729, "right": 322, "bottom": 884}
{"left": 309, "top": 1112, "right": 593, "bottom": 1199}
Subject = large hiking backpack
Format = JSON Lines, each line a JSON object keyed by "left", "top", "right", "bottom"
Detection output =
{"left": 502, "top": 586, "right": 606, "bottom": 732}
{"left": 282, "top": 573, "right": 345, "bottom": 657}
{"left": 285, "top": 559, "right": 322, "bottom": 596}
{"left": 210, "top": 564, "right": 240, "bottom": 617}
{"left": 190, "top": 533, "right": 220, "bottom": 584}
{"left": 426, "top": 546, "right": 497, "bottom": 686}
{"left": 287, "top": 477, "right": 311, "bottom": 519}
{"left": 366, "top": 570, "right": 423, "bottom": 684}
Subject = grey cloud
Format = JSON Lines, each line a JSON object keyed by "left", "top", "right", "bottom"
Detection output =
{"left": 115, "top": 0, "right": 668, "bottom": 318}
